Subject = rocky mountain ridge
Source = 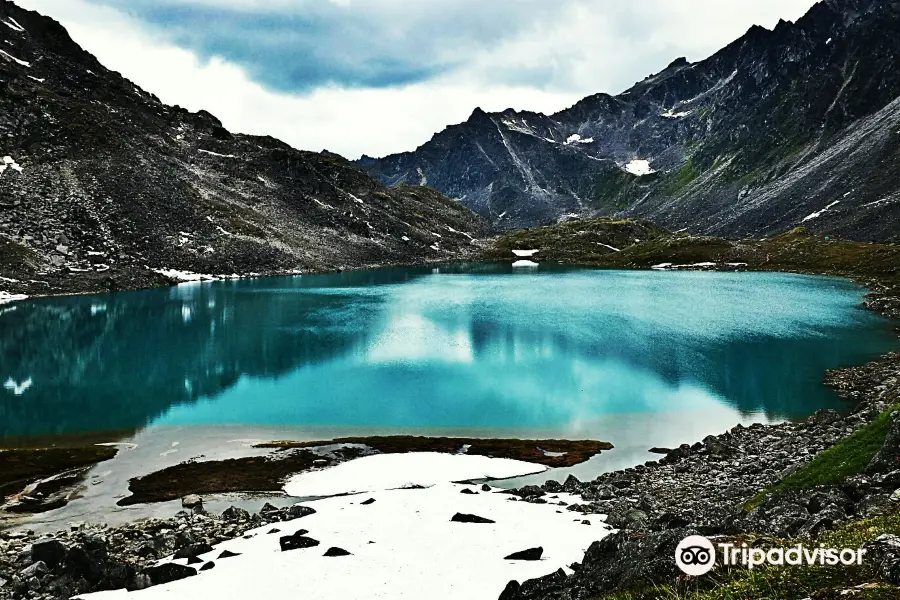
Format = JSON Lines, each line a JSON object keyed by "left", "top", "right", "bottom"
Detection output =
{"left": 0, "top": 1, "right": 485, "bottom": 298}
{"left": 360, "top": 0, "right": 900, "bottom": 242}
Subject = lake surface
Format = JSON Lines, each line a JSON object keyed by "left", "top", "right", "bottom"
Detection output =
{"left": 1, "top": 264, "right": 897, "bottom": 467}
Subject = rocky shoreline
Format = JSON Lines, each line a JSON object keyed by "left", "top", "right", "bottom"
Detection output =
{"left": 496, "top": 355, "right": 900, "bottom": 599}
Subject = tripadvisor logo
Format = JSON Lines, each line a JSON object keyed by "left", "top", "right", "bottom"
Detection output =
{"left": 675, "top": 535, "right": 866, "bottom": 576}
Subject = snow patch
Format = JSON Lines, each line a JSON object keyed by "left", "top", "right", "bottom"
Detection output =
{"left": 623, "top": 160, "right": 655, "bottom": 176}
{"left": 198, "top": 149, "right": 237, "bottom": 159}
{"left": 595, "top": 243, "right": 621, "bottom": 252}
{"left": 801, "top": 200, "right": 840, "bottom": 223}
{"left": 27, "top": 75, "right": 44, "bottom": 83}
{"left": 0, "top": 155, "right": 23, "bottom": 175}
{"left": 416, "top": 167, "right": 428, "bottom": 186}
{"left": 0, "top": 291, "right": 27, "bottom": 305}
{"left": 0, "top": 49, "right": 29, "bottom": 67}
{"left": 2, "top": 18, "right": 24, "bottom": 33}
{"left": 512, "top": 249, "right": 539, "bottom": 257}
{"left": 285, "top": 452, "right": 545, "bottom": 497}
{"left": 661, "top": 109, "right": 692, "bottom": 119}
{"left": 83, "top": 478, "right": 608, "bottom": 600}
{"left": 565, "top": 134, "right": 594, "bottom": 145}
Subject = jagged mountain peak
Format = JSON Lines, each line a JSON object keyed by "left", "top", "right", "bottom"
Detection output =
{"left": 359, "top": 0, "right": 900, "bottom": 241}
{"left": 0, "top": 0, "right": 485, "bottom": 296}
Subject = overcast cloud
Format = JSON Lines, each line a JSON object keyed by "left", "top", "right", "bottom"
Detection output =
{"left": 18, "top": 0, "right": 818, "bottom": 158}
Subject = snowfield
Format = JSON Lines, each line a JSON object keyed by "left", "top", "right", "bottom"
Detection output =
{"left": 623, "top": 159, "right": 655, "bottom": 176}
{"left": 80, "top": 454, "right": 611, "bottom": 600}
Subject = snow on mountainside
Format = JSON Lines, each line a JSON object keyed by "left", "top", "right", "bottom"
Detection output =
{"left": 359, "top": 0, "right": 900, "bottom": 242}
{"left": 0, "top": 1, "right": 485, "bottom": 298}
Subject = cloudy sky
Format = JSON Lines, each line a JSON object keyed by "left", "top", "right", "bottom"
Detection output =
{"left": 18, "top": 0, "right": 818, "bottom": 159}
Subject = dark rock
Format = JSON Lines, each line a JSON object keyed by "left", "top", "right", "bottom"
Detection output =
{"left": 460, "top": 488, "right": 477, "bottom": 495}
{"left": 181, "top": 495, "right": 203, "bottom": 511}
{"left": 323, "top": 547, "right": 352, "bottom": 557}
{"left": 451, "top": 513, "right": 495, "bottom": 524}
{"left": 130, "top": 563, "right": 196, "bottom": 590}
{"left": 173, "top": 543, "right": 213, "bottom": 560}
{"left": 21, "top": 561, "right": 49, "bottom": 578}
{"left": 186, "top": 556, "right": 203, "bottom": 565}
{"left": 498, "top": 580, "right": 521, "bottom": 600}
{"left": 279, "top": 533, "right": 320, "bottom": 552}
{"left": 287, "top": 504, "right": 317, "bottom": 519}
{"left": 221, "top": 506, "right": 250, "bottom": 522}
{"left": 218, "top": 550, "right": 241, "bottom": 559}
{"left": 864, "top": 534, "right": 900, "bottom": 585}
{"left": 267, "top": 528, "right": 281, "bottom": 535}
{"left": 63, "top": 546, "right": 103, "bottom": 584}
{"left": 562, "top": 475, "right": 581, "bottom": 493}
{"left": 360, "top": 498, "right": 376, "bottom": 505}
{"left": 481, "top": 484, "right": 492, "bottom": 492}
{"left": 505, "top": 548, "right": 543, "bottom": 561}
{"left": 648, "top": 447, "right": 673, "bottom": 454}
{"left": 200, "top": 562, "right": 215, "bottom": 572}
{"left": 868, "top": 412, "right": 900, "bottom": 474}
{"left": 32, "top": 540, "right": 67, "bottom": 568}
{"left": 541, "top": 480, "right": 563, "bottom": 493}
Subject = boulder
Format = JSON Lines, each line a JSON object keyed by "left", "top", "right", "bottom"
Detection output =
{"left": 173, "top": 543, "right": 213, "bottom": 560}
{"left": 323, "top": 547, "right": 352, "bottom": 557}
{"left": 200, "top": 562, "right": 216, "bottom": 572}
{"left": 864, "top": 534, "right": 900, "bottom": 585}
{"left": 287, "top": 504, "right": 317, "bottom": 519}
{"left": 181, "top": 495, "right": 203, "bottom": 512}
{"left": 130, "top": 563, "right": 196, "bottom": 590}
{"left": 451, "top": 513, "right": 495, "bottom": 524}
{"left": 21, "top": 561, "right": 49, "bottom": 579}
{"left": 868, "top": 412, "right": 900, "bottom": 474}
{"left": 221, "top": 506, "right": 250, "bottom": 522}
{"left": 562, "top": 475, "right": 581, "bottom": 493}
{"left": 504, "top": 548, "right": 543, "bottom": 561}
{"left": 32, "top": 540, "right": 68, "bottom": 568}
{"left": 360, "top": 498, "right": 376, "bottom": 506}
{"left": 279, "top": 533, "right": 320, "bottom": 552}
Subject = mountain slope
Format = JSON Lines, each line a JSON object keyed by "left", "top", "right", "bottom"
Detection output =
{"left": 0, "top": 1, "right": 485, "bottom": 298}
{"left": 360, "top": 0, "right": 900, "bottom": 242}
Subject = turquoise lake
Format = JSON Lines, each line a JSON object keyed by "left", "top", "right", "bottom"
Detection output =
{"left": 0, "top": 264, "right": 897, "bottom": 454}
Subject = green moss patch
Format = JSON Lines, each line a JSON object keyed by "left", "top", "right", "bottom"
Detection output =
{"left": 745, "top": 405, "right": 899, "bottom": 511}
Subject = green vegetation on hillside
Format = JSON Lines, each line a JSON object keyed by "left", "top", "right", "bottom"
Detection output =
{"left": 745, "top": 404, "right": 899, "bottom": 511}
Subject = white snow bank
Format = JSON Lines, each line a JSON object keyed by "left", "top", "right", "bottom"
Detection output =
{"left": 651, "top": 262, "right": 717, "bottom": 270}
{"left": 623, "top": 159, "right": 655, "bottom": 176}
{"left": 801, "top": 200, "right": 840, "bottom": 223}
{"left": 153, "top": 269, "right": 218, "bottom": 283}
{"left": 81, "top": 480, "right": 608, "bottom": 600}
{"left": 0, "top": 291, "right": 28, "bottom": 304}
{"left": 1, "top": 156, "right": 23, "bottom": 175}
{"left": 3, "top": 17, "right": 25, "bottom": 32}
{"left": 285, "top": 452, "right": 545, "bottom": 498}
{"left": 0, "top": 49, "right": 30, "bottom": 67}
{"left": 565, "top": 134, "right": 594, "bottom": 144}
{"left": 512, "top": 249, "right": 539, "bottom": 257}
{"left": 661, "top": 109, "right": 692, "bottom": 119}
{"left": 198, "top": 149, "right": 237, "bottom": 159}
